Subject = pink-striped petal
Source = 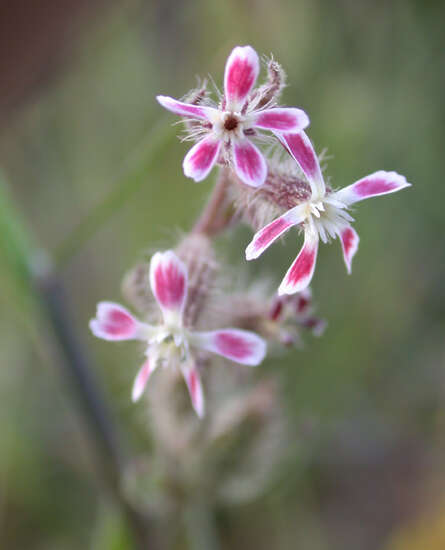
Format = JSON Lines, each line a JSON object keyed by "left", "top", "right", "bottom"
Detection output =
{"left": 280, "top": 132, "right": 325, "bottom": 197}
{"left": 232, "top": 138, "right": 267, "bottom": 187}
{"left": 278, "top": 232, "right": 319, "bottom": 295}
{"left": 193, "top": 329, "right": 267, "bottom": 366}
{"left": 156, "top": 95, "right": 214, "bottom": 120}
{"left": 340, "top": 226, "right": 359, "bottom": 274}
{"left": 89, "top": 302, "right": 147, "bottom": 341}
{"left": 181, "top": 362, "right": 204, "bottom": 418}
{"left": 224, "top": 45, "right": 259, "bottom": 110}
{"left": 245, "top": 204, "right": 306, "bottom": 260}
{"left": 335, "top": 170, "right": 411, "bottom": 206}
{"left": 253, "top": 108, "right": 309, "bottom": 133}
{"left": 149, "top": 251, "right": 188, "bottom": 320}
{"left": 132, "top": 358, "right": 155, "bottom": 402}
{"left": 183, "top": 135, "right": 221, "bottom": 182}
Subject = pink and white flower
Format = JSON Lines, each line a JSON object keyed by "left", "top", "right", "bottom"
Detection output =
{"left": 90, "top": 250, "right": 267, "bottom": 417}
{"left": 246, "top": 131, "right": 411, "bottom": 294}
{"left": 157, "top": 46, "right": 309, "bottom": 187}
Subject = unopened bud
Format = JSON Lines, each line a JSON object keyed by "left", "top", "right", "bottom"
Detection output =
{"left": 233, "top": 158, "right": 311, "bottom": 231}
{"left": 251, "top": 58, "right": 286, "bottom": 109}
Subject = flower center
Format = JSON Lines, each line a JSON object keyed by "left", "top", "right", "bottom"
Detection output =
{"left": 304, "top": 195, "right": 354, "bottom": 242}
{"left": 151, "top": 326, "right": 189, "bottom": 368}
{"left": 223, "top": 114, "right": 239, "bottom": 131}
{"left": 210, "top": 110, "right": 245, "bottom": 139}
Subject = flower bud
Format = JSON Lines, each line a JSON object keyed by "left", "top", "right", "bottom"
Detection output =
{"left": 232, "top": 158, "right": 311, "bottom": 231}
{"left": 251, "top": 57, "right": 286, "bottom": 110}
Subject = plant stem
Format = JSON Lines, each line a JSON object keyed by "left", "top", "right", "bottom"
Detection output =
{"left": 37, "top": 272, "right": 158, "bottom": 549}
{"left": 186, "top": 497, "right": 221, "bottom": 550}
{"left": 0, "top": 174, "right": 158, "bottom": 549}
{"left": 192, "top": 166, "right": 236, "bottom": 237}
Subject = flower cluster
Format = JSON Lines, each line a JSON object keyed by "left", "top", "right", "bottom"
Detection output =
{"left": 90, "top": 251, "right": 265, "bottom": 417}
{"left": 90, "top": 45, "right": 411, "bottom": 416}
{"left": 245, "top": 132, "right": 410, "bottom": 293}
{"left": 157, "top": 46, "right": 308, "bottom": 187}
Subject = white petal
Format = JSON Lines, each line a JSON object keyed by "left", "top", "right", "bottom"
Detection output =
{"left": 224, "top": 45, "right": 259, "bottom": 111}
{"left": 279, "top": 131, "right": 325, "bottom": 198}
{"left": 232, "top": 138, "right": 267, "bottom": 188}
{"left": 278, "top": 231, "right": 319, "bottom": 295}
{"left": 183, "top": 135, "right": 221, "bottom": 182}
{"left": 89, "top": 302, "right": 150, "bottom": 341}
{"left": 245, "top": 204, "right": 307, "bottom": 260}
{"left": 181, "top": 362, "right": 205, "bottom": 418}
{"left": 149, "top": 251, "right": 188, "bottom": 322}
{"left": 335, "top": 170, "right": 411, "bottom": 206}
{"left": 132, "top": 357, "right": 156, "bottom": 402}
{"left": 192, "top": 329, "right": 267, "bottom": 366}
{"left": 253, "top": 108, "right": 309, "bottom": 133}
{"left": 340, "top": 226, "right": 359, "bottom": 274}
{"left": 156, "top": 95, "right": 215, "bottom": 120}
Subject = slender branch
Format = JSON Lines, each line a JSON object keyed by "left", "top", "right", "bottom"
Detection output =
{"left": 36, "top": 272, "right": 158, "bottom": 549}
{"left": 38, "top": 273, "right": 123, "bottom": 479}
{"left": 186, "top": 497, "right": 221, "bottom": 550}
{"left": 192, "top": 166, "right": 236, "bottom": 237}
{"left": 0, "top": 175, "right": 158, "bottom": 549}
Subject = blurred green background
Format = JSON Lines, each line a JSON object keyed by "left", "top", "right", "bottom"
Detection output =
{"left": 1, "top": 0, "right": 445, "bottom": 548}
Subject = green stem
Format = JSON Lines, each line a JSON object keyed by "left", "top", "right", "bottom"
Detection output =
{"left": 192, "top": 165, "right": 236, "bottom": 237}
{"left": 186, "top": 497, "right": 221, "bottom": 550}
{"left": 0, "top": 173, "right": 158, "bottom": 549}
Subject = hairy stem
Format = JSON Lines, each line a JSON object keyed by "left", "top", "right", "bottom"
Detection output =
{"left": 192, "top": 165, "right": 237, "bottom": 237}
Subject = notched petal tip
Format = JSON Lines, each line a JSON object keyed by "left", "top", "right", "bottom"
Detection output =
{"left": 224, "top": 45, "right": 260, "bottom": 110}
{"left": 336, "top": 170, "right": 412, "bottom": 205}
{"left": 254, "top": 107, "right": 310, "bottom": 133}
{"left": 245, "top": 243, "right": 257, "bottom": 261}
{"left": 89, "top": 301, "right": 141, "bottom": 341}
{"left": 278, "top": 234, "right": 319, "bottom": 295}
{"left": 232, "top": 138, "right": 267, "bottom": 188}
{"left": 193, "top": 329, "right": 267, "bottom": 366}
{"left": 340, "top": 226, "right": 359, "bottom": 274}
{"left": 156, "top": 95, "right": 212, "bottom": 120}
{"left": 183, "top": 136, "right": 221, "bottom": 182}
{"left": 88, "top": 318, "right": 101, "bottom": 337}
